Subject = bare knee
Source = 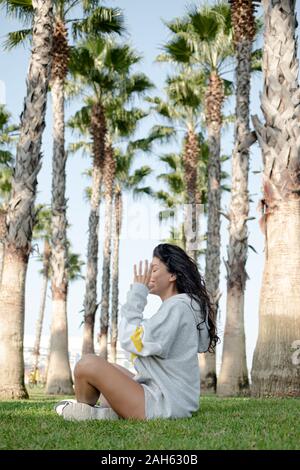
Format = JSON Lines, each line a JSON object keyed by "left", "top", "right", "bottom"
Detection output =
{"left": 74, "top": 353, "right": 99, "bottom": 380}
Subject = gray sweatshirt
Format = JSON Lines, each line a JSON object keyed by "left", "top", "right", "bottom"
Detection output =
{"left": 118, "top": 282, "right": 210, "bottom": 419}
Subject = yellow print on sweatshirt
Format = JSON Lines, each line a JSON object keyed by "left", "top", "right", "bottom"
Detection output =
{"left": 130, "top": 325, "right": 144, "bottom": 352}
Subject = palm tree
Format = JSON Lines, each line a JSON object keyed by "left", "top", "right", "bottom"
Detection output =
{"left": 68, "top": 38, "right": 153, "bottom": 357}
{"left": 159, "top": 2, "right": 234, "bottom": 392}
{"left": 0, "top": 0, "right": 53, "bottom": 399}
{"left": 251, "top": 0, "right": 300, "bottom": 396}
{"left": 47, "top": 2, "right": 124, "bottom": 395}
{"left": 110, "top": 148, "right": 154, "bottom": 363}
{"left": 217, "top": 0, "right": 262, "bottom": 397}
{"left": 30, "top": 205, "right": 52, "bottom": 385}
{"left": 98, "top": 133, "right": 116, "bottom": 360}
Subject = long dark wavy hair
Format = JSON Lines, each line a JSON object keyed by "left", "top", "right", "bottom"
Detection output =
{"left": 153, "top": 243, "right": 220, "bottom": 353}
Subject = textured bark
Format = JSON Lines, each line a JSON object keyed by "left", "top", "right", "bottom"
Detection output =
{"left": 110, "top": 187, "right": 122, "bottom": 363}
{"left": 0, "top": 0, "right": 53, "bottom": 399}
{"left": 183, "top": 129, "right": 201, "bottom": 262}
{"left": 51, "top": 18, "right": 69, "bottom": 81}
{"left": 82, "top": 103, "right": 106, "bottom": 355}
{"left": 0, "top": 249, "right": 29, "bottom": 398}
{"left": 46, "top": 74, "right": 73, "bottom": 395}
{"left": 251, "top": 0, "right": 300, "bottom": 396}
{"left": 99, "top": 140, "right": 116, "bottom": 360}
{"left": 252, "top": 201, "right": 300, "bottom": 396}
{"left": 31, "top": 239, "right": 50, "bottom": 383}
{"left": 217, "top": 0, "right": 257, "bottom": 396}
{"left": 201, "top": 71, "right": 224, "bottom": 393}
{"left": 46, "top": 297, "right": 73, "bottom": 394}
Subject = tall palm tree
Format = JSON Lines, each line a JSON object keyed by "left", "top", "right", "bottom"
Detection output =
{"left": 159, "top": 2, "right": 234, "bottom": 392}
{"left": 30, "top": 205, "right": 52, "bottom": 385}
{"left": 251, "top": 0, "right": 300, "bottom": 396}
{"left": 47, "top": 2, "right": 124, "bottom": 395}
{"left": 0, "top": 0, "right": 53, "bottom": 399}
{"left": 68, "top": 38, "right": 153, "bottom": 356}
{"left": 217, "top": 0, "right": 262, "bottom": 397}
{"left": 98, "top": 133, "right": 116, "bottom": 360}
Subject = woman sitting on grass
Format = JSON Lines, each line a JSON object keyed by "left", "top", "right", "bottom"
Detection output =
{"left": 55, "top": 243, "right": 219, "bottom": 421}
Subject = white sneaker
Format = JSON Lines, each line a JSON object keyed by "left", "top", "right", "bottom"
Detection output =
{"left": 62, "top": 402, "right": 120, "bottom": 421}
{"left": 54, "top": 399, "right": 77, "bottom": 416}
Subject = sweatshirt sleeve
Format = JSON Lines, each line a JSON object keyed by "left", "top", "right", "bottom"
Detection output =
{"left": 118, "top": 282, "right": 182, "bottom": 359}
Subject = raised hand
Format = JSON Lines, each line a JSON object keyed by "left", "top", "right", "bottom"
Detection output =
{"left": 133, "top": 260, "right": 153, "bottom": 288}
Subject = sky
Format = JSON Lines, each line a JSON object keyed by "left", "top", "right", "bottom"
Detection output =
{"left": 1, "top": 0, "right": 300, "bottom": 375}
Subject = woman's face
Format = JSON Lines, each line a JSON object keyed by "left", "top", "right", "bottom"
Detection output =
{"left": 148, "top": 256, "right": 176, "bottom": 296}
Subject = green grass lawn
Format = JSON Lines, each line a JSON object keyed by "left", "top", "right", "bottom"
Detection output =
{"left": 0, "top": 387, "right": 299, "bottom": 450}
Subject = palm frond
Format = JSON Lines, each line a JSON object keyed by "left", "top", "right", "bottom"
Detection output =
{"left": 163, "top": 17, "right": 189, "bottom": 34}
{"left": 132, "top": 186, "right": 154, "bottom": 200}
{"left": 68, "top": 140, "right": 92, "bottom": 157}
{"left": 67, "top": 105, "right": 91, "bottom": 134}
{"left": 129, "top": 166, "right": 153, "bottom": 185}
{"left": 187, "top": 6, "right": 221, "bottom": 40}
{"left": 71, "top": 7, "right": 125, "bottom": 39}
{"left": 32, "top": 203, "right": 51, "bottom": 239}
{"left": 3, "top": 28, "right": 32, "bottom": 50}
{"left": 121, "top": 73, "right": 154, "bottom": 97}
{"left": 108, "top": 107, "right": 148, "bottom": 137}
{"left": 0, "top": 0, "right": 33, "bottom": 25}
{"left": 146, "top": 96, "right": 180, "bottom": 120}
{"left": 159, "top": 153, "right": 179, "bottom": 171}
{"left": 147, "top": 125, "right": 176, "bottom": 144}
{"left": 0, "top": 149, "right": 14, "bottom": 165}
{"left": 67, "top": 252, "right": 85, "bottom": 282}
{"left": 163, "top": 36, "right": 192, "bottom": 63}
{"left": 104, "top": 43, "right": 141, "bottom": 72}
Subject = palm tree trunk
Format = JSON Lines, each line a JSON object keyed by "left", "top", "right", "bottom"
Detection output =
{"left": 217, "top": 36, "right": 253, "bottom": 396}
{"left": 99, "top": 140, "right": 116, "bottom": 360}
{"left": 82, "top": 103, "right": 106, "bottom": 355}
{"left": 251, "top": 0, "right": 300, "bottom": 396}
{"left": 110, "top": 187, "right": 122, "bottom": 363}
{"left": 183, "top": 128, "right": 200, "bottom": 261}
{"left": 201, "top": 71, "right": 224, "bottom": 393}
{"left": 201, "top": 122, "right": 221, "bottom": 394}
{"left": 0, "top": 0, "right": 53, "bottom": 399}
{"left": 46, "top": 75, "right": 73, "bottom": 394}
{"left": 31, "top": 239, "right": 50, "bottom": 382}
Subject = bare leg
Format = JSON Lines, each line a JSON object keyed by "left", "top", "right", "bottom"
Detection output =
{"left": 74, "top": 354, "right": 145, "bottom": 420}
{"left": 99, "top": 363, "right": 136, "bottom": 407}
